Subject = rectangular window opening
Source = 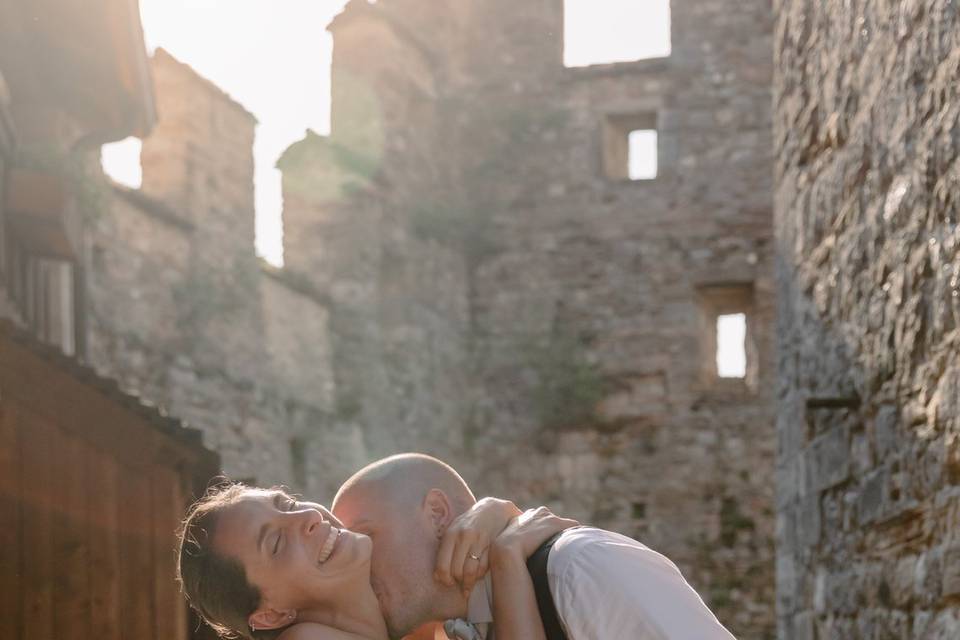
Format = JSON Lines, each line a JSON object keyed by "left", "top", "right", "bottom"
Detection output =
{"left": 716, "top": 313, "right": 746, "bottom": 378}
{"left": 628, "top": 129, "right": 658, "bottom": 180}
{"left": 603, "top": 113, "right": 658, "bottom": 181}
{"left": 564, "top": 0, "right": 671, "bottom": 68}
{"left": 14, "top": 255, "right": 77, "bottom": 356}
{"left": 696, "top": 283, "right": 756, "bottom": 391}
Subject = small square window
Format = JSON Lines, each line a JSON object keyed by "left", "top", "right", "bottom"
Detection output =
{"left": 603, "top": 113, "right": 658, "bottom": 181}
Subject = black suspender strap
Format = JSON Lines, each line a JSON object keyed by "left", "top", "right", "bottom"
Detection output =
{"left": 525, "top": 531, "right": 569, "bottom": 640}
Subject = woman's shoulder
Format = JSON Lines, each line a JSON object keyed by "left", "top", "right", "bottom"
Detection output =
{"left": 278, "top": 622, "right": 372, "bottom": 640}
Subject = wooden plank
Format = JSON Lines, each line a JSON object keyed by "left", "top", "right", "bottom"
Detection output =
{"left": 52, "top": 430, "right": 90, "bottom": 640}
{"left": 119, "top": 467, "right": 154, "bottom": 640}
{"left": 0, "top": 402, "right": 22, "bottom": 640}
{"left": 172, "top": 475, "right": 190, "bottom": 640}
{"left": 152, "top": 465, "right": 181, "bottom": 640}
{"left": 88, "top": 448, "right": 122, "bottom": 640}
{"left": 20, "top": 410, "right": 54, "bottom": 640}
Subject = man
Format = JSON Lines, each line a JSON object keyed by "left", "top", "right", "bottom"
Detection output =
{"left": 331, "top": 453, "right": 736, "bottom": 640}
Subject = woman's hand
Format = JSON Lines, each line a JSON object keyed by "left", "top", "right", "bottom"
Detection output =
{"left": 434, "top": 497, "right": 522, "bottom": 596}
{"left": 490, "top": 506, "right": 579, "bottom": 567}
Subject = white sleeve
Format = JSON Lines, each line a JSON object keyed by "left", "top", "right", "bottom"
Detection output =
{"left": 549, "top": 529, "right": 737, "bottom": 640}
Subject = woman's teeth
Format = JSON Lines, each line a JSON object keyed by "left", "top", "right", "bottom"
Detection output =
{"left": 317, "top": 528, "right": 340, "bottom": 565}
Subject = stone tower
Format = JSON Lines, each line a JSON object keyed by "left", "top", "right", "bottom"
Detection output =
{"left": 281, "top": 0, "right": 777, "bottom": 635}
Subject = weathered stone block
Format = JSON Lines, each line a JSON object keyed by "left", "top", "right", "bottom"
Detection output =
{"left": 873, "top": 404, "right": 899, "bottom": 458}
{"left": 807, "top": 425, "right": 851, "bottom": 491}
{"left": 942, "top": 543, "right": 960, "bottom": 599}
{"left": 791, "top": 611, "right": 815, "bottom": 640}
{"left": 916, "top": 609, "right": 960, "bottom": 640}
{"left": 797, "top": 492, "right": 821, "bottom": 548}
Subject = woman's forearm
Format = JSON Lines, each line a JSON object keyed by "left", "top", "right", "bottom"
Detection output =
{"left": 489, "top": 545, "right": 547, "bottom": 640}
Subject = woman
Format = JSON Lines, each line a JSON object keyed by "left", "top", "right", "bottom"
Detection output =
{"left": 177, "top": 483, "right": 575, "bottom": 640}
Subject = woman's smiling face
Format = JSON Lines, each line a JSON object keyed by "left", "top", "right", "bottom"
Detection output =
{"left": 212, "top": 488, "right": 373, "bottom": 625}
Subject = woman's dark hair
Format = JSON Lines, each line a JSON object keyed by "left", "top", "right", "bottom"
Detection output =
{"left": 176, "top": 482, "right": 280, "bottom": 640}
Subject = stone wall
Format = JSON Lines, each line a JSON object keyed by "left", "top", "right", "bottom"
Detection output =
{"left": 774, "top": 2, "right": 960, "bottom": 638}
{"left": 85, "top": 50, "right": 355, "bottom": 499}
{"left": 281, "top": 1, "right": 777, "bottom": 636}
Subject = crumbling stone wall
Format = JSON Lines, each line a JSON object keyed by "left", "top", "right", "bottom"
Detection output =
{"left": 85, "top": 51, "right": 359, "bottom": 499}
{"left": 774, "top": 2, "right": 960, "bottom": 638}
{"left": 282, "top": 1, "right": 776, "bottom": 636}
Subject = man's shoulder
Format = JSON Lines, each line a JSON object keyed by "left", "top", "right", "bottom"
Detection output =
{"left": 551, "top": 526, "right": 650, "bottom": 559}
{"left": 548, "top": 526, "right": 677, "bottom": 580}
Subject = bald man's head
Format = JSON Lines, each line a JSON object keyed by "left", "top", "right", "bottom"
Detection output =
{"left": 333, "top": 453, "right": 476, "bottom": 515}
{"left": 331, "top": 454, "right": 476, "bottom": 638}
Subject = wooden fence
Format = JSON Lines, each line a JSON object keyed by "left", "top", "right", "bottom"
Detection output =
{"left": 0, "top": 323, "right": 219, "bottom": 640}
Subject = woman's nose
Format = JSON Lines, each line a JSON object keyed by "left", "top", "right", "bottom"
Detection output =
{"left": 299, "top": 509, "right": 323, "bottom": 535}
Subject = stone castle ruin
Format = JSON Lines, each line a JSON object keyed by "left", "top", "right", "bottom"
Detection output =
{"left": 3, "top": 0, "right": 957, "bottom": 638}
{"left": 90, "top": 1, "right": 777, "bottom": 635}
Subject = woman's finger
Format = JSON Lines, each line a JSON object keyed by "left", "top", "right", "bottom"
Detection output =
{"left": 449, "top": 531, "right": 474, "bottom": 586}
{"left": 435, "top": 528, "right": 460, "bottom": 586}
{"left": 462, "top": 547, "right": 490, "bottom": 598}
{"left": 478, "top": 547, "right": 490, "bottom": 582}
{"left": 460, "top": 546, "right": 485, "bottom": 596}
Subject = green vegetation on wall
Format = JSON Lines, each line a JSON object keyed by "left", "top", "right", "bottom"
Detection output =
{"left": 521, "top": 329, "right": 606, "bottom": 430}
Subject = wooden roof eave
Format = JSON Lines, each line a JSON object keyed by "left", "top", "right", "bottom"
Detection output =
{"left": 82, "top": 0, "right": 157, "bottom": 145}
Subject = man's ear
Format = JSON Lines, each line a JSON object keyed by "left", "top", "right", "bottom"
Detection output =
{"left": 248, "top": 606, "right": 296, "bottom": 631}
{"left": 423, "top": 488, "right": 454, "bottom": 538}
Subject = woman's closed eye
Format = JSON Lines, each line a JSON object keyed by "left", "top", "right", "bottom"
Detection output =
{"left": 271, "top": 496, "right": 299, "bottom": 556}
{"left": 272, "top": 531, "right": 282, "bottom": 555}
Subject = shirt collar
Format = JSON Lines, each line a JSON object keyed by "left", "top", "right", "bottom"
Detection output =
{"left": 466, "top": 574, "right": 494, "bottom": 633}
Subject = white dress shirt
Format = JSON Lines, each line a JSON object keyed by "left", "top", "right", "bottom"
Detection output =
{"left": 465, "top": 527, "right": 736, "bottom": 640}
{"left": 547, "top": 527, "right": 736, "bottom": 639}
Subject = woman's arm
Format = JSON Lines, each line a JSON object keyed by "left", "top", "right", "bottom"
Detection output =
{"left": 489, "top": 508, "right": 579, "bottom": 640}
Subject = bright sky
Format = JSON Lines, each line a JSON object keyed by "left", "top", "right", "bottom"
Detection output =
{"left": 717, "top": 314, "right": 747, "bottom": 378}
{"left": 102, "top": 0, "right": 349, "bottom": 266}
{"left": 564, "top": 0, "right": 671, "bottom": 67}
{"left": 101, "top": 0, "right": 671, "bottom": 266}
